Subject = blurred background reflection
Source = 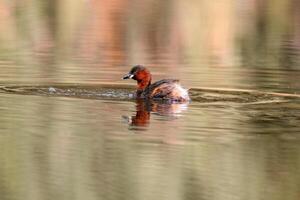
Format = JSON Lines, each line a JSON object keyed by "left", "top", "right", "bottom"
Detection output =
{"left": 0, "top": 0, "right": 299, "bottom": 92}
{"left": 0, "top": 1, "right": 300, "bottom": 200}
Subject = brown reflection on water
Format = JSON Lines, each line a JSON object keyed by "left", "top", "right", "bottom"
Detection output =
{"left": 123, "top": 99, "right": 188, "bottom": 128}
{"left": 0, "top": 1, "right": 299, "bottom": 92}
{"left": 0, "top": 94, "right": 299, "bottom": 200}
{"left": 0, "top": 1, "right": 300, "bottom": 199}
{"left": 124, "top": 99, "right": 151, "bottom": 127}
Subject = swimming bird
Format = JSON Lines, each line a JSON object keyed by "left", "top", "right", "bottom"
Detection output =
{"left": 123, "top": 65, "right": 190, "bottom": 102}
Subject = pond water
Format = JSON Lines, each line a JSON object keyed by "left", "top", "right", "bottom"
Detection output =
{"left": 0, "top": 1, "right": 300, "bottom": 200}
{"left": 0, "top": 84, "right": 299, "bottom": 200}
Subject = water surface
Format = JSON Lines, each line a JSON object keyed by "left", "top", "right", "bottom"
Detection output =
{"left": 0, "top": 85, "right": 299, "bottom": 200}
{"left": 0, "top": 1, "right": 300, "bottom": 200}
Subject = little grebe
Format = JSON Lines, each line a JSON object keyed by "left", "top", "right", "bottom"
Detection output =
{"left": 123, "top": 65, "right": 190, "bottom": 102}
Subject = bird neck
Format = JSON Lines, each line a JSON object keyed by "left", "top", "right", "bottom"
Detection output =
{"left": 137, "top": 76, "right": 151, "bottom": 91}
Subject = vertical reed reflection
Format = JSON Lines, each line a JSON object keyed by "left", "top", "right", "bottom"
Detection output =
{"left": 0, "top": 0, "right": 299, "bottom": 91}
{"left": 0, "top": 1, "right": 299, "bottom": 199}
{"left": 0, "top": 94, "right": 299, "bottom": 200}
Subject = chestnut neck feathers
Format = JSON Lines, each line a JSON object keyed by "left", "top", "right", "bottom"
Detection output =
{"left": 130, "top": 65, "right": 152, "bottom": 91}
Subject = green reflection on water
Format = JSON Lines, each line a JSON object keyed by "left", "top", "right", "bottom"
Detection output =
{"left": 0, "top": 93, "right": 299, "bottom": 200}
{"left": 0, "top": 1, "right": 300, "bottom": 200}
{"left": 0, "top": 0, "right": 299, "bottom": 92}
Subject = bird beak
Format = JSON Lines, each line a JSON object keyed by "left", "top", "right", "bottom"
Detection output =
{"left": 123, "top": 73, "right": 134, "bottom": 79}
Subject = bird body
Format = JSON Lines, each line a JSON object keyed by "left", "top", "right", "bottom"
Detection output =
{"left": 123, "top": 65, "right": 189, "bottom": 102}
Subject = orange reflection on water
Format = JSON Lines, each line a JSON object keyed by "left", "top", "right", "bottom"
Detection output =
{"left": 124, "top": 99, "right": 188, "bottom": 127}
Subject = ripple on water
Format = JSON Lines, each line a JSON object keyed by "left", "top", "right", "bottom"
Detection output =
{"left": 0, "top": 84, "right": 298, "bottom": 104}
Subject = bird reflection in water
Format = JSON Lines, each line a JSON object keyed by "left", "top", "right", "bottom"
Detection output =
{"left": 123, "top": 99, "right": 188, "bottom": 128}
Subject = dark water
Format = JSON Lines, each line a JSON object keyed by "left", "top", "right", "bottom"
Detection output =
{"left": 0, "top": 1, "right": 300, "bottom": 200}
